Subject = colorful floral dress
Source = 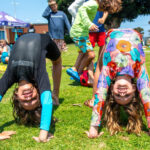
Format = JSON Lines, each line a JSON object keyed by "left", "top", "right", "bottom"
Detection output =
{"left": 91, "top": 29, "right": 150, "bottom": 128}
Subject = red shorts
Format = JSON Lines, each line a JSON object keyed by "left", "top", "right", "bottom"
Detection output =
{"left": 89, "top": 32, "right": 106, "bottom": 48}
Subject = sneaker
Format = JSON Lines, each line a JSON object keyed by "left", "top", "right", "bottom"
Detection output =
{"left": 70, "top": 76, "right": 74, "bottom": 80}
{"left": 66, "top": 68, "right": 74, "bottom": 76}
{"left": 66, "top": 68, "right": 80, "bottom": 82}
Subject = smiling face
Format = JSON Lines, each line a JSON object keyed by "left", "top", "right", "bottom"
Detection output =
{"left": 15, "top": 80, "right": 40, "bottom": 110}
{"left": 111, "top": 76, "right": 136, "bottom": 105}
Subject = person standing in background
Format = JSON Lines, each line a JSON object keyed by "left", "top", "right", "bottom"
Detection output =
{"left": 42, "top": 0, "right": 71, "bottom": 52}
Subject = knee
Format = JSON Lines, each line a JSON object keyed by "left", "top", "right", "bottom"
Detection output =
{"left": 87, "top": 51, "right": 95, "bottom": 60}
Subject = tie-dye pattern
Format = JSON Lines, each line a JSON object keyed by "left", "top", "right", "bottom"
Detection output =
{"left": 91, "top": 29, "right": 150, "bottom": 128}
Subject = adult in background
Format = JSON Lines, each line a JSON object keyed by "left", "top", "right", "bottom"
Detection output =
{"left": 42, "top": 0, "right": 71, "bottom": 52}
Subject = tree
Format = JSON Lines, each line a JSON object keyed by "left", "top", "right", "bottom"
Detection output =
{"left": 57, "top": 0, "right": 73, "bottom": 21}
{"left": 57, "top": 0, "right": 150, "bottom": 29}
{"left": 134, "top": 27, "right": 144, "bottom": 35}
{"left": 105, "top": 0, "right": 150, "bottom": 29}
{"left": 149, "top": 21, "right": 150, "bottom": 35}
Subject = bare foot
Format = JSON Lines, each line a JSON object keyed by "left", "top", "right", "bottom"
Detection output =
{"left": 84, "top": 99, "right": 94, "bottom": 108}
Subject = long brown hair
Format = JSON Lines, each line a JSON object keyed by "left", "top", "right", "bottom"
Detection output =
{"left": 100, "top": 0, "right": 122, "bottom": 14}
{"left": 103, "top": 85, "right": 143, "bottom": 136}
{"left": 12, "top": 87, "right": 41, "bottom": 126}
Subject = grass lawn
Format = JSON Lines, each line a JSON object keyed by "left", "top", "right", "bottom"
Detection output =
{"left": 0, "top": 44, "right": 150, "bottom": 150}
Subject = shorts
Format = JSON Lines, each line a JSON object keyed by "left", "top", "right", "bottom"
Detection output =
{"left": 1, "top": 52, "right": 8, "bottom": 64}
{"left": 72, "top": 36, "right": 93, "bottom": 53}
{"left": 53, "top": 39, "right": 68, "bottom": 52}
{"left": 89, "top": 32, "right": 106, "bottom": 48}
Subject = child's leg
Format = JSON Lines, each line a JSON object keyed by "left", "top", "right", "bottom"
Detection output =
{"left": 78, "top": 50, "right": 95, "bottom": 75}
{"left": 74, "top": 51, "right": 84, "bottom": 71}
{"left": 52, "top": 56, "right": 62, "bottom": 105}
{"left": 84, "top": 45, "right": 105, "bottom": 107}
{"left": 87, "top": 61, "right": 94, "bottom": 87}
{"left": 89, "top": 33, "right": 106, "bottom": 100}
{"left": 67, "top": 36, "right": 94, "bottom": 81}
{"left": 92, "top": 46, "right": 106, "bottom": 98}
{"left": 84, "top": 60, "right": 101, "bottom": 107}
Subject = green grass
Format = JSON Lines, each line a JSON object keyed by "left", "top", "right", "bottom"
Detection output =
{"left": 0, "top": 45, "right": 150, "bottom": 149}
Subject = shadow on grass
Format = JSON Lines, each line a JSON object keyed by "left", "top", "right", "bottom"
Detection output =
{"left": 50, "top": 98, "right": 65, "bottom": 134}
{"left": 62, "top": 65, "right": 73, "bottom": 68}
{"left": 69, "top": 81, "right": 81, "bottom": 86}
{"left": 0, "top": 120, "right": 15, "bottom": 132}
{"left": 69, "top": 81, "right": 93, "bottom": 89}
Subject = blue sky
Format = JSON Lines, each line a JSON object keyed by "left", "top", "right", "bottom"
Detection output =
{"left": 0, "top": 0, "right": 149, "bottom": 37}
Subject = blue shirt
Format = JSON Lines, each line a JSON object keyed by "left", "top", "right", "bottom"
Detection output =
{"left": 92, "top": 11, "right": 105, "bottom": 32}
{"left": 42, "top": 6, "right": 71, "bottom": 39}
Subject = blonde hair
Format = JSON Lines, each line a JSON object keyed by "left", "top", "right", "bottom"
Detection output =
{"left": 103, "top": 86, "right": 143, "bottom": 136}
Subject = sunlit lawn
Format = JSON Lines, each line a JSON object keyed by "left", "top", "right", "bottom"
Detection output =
{"left": 0, "top": 44, "right": 150, "bottom": 149}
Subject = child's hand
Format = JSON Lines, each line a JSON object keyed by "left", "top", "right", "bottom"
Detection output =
{"left": 89, "top": 24, "right": 99, "bottom": 32}
{"left": 0, "top": 131, "right": 16, "bottom": 141}
{"left": 85, "top": 126, "right": 103, "bottom": 138}
{"left": 33, "top": 130, "right": 54, "bottom": 143}
{"left": 1, "top": 131, "right": 16, "bottom": 136}
{"left": 0, "top": 134, "right": 10, "bottom": 140}
{"left": 98, "top": 18, "right": 105, "bottom": 24}
{"left": 33, "top": 133, "right": 54, "bottom": 143}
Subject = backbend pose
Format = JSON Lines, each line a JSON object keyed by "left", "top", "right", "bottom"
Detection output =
{"left": 0, "top": 33, "right": 61, "bottom": 142}
{"left": 87, "top": 29, "right": 150, "bottom": 138}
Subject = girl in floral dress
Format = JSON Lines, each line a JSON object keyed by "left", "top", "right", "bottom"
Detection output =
{"left": 87, "top": 29, "right": 150, "bottom": 138}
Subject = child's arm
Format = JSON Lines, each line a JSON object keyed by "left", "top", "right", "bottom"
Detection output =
{"left": 63, "top": 13, "right": 71, "bottom": 34}
{"left": 79, "top": 1, "right": 98, "bottom": 30}
{"left": 0, "top": 67, "right": 14, "bottom": 102}
{"left": 88, "top": 66, "right": 111, "bottom": 138}
{"left": 33, "top": 91, "right": 53, "bottom": 142}
{"left": 89, "top": 24, "right": 99, "bottom": 32}
{"left": 98, "top": 11, "right": 108, "bottom": 24}
{"left": 42, "top": 6, "right": 51, "bottom": 19}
